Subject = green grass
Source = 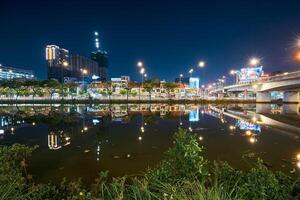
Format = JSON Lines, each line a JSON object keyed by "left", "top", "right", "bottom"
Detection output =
{"left": 0, "top": 128, "right": 299, "bottom": 200}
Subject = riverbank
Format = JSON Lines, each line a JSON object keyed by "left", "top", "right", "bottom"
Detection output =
{"left": 0, "top": 98, "right": 297, "bottom": 105}
{"left": 0, "top": 98, "right": 262, "bottom": 104}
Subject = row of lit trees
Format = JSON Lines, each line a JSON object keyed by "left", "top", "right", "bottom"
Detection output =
{"left": 0, "top": 80, "right": 79, "bottom": 100}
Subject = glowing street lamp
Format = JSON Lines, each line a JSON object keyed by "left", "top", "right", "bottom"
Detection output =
{"left": 179, "top": 73, "right": 183, "bottom": 83}
{"left": 198, "top": 61, "right": 205, "bottom": 68}
{"left": 137, "top": 61, "right": 143, "bottom": 68}
{"left": 80, "top": 68, "right": 88, "bottom": 91}
{"left": 140, "top": 67, "right": 145, "bottom": 75}
{"left": 189, "top": 68, "right": 194, "bottom": 76}
{"left": 63, "top": 61, "right": 69, "bottom": 67}
{"left": 249, "top": 57, "right": 260, "bottom": 66}
{"left": 137, "top": 62, "right": 146, "bottom": 100}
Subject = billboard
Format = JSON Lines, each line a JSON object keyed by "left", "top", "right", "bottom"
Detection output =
{"left": 238, "top": 67, "right": 263, "bottom": 83}
{"left": 189, "top": 77, "right": 200, "bottom": 89}
{"left": 236, "top": 120, "right": 261, "bottom": 132}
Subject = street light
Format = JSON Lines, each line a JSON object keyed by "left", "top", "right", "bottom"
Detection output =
{"left": 137, "top": 62, "right": 146, "bottom": 101}
{"left": 189, "top": 68, "right": 194, "bottom": 76}
{"left": 179, "top": 73, "right": 183, "bottom": 83}
{"left": 249, "top": 58, "right": 260, "bottom": 66}
{"left": 80, "top": 68, "right": 88, "bottom": 92}
{"left": 230, "top": 70, "right": 237, "bottom": 84}
{"left": 137, "top": 61, "right": 143, "bottom": 68}
{"left": 140, "top": 67, "right": 145, "bottom": 75}
{"left": 198, "top": 61, "right": 205, "bottom": 68}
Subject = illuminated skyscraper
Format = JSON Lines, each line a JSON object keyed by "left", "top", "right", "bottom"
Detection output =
{"left": 46, "top": 45, "right": 71, "bottom": 83}
{"left": 91, "top": 32, "right": 108, "bottom": 81}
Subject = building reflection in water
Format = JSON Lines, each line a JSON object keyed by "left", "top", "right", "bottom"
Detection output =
{"left": 0, "top": 103, "right": 298, "bottom": 156}
{"left": 48, "top": 131, "right": 70, "bottom": 150}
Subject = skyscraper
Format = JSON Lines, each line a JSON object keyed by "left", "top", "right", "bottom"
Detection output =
{"left": 70, "top": 55, "right": 99, "bottom": 80}
{"left": 91, "top": 32, "right": 108, "bottom": 81}
{"left": 46, "top": 45, "right": 71, "bottom": 83}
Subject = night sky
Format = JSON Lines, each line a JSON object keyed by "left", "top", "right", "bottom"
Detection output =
{"left": 1, "top": 0, "right": 300, "bottom": 83}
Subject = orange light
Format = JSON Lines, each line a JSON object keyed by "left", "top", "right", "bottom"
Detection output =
{"left": 294, "top": 51, "right": 300, "bottom": 61}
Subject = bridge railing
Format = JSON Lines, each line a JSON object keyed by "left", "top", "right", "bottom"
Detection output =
{"left": 259, "top": 71, "right": 300, "bottom": 83}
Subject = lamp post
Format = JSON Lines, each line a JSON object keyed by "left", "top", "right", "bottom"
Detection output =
{"left": 230, "top": 70, "right": 238, "bottom": 85}
{"left": 61, "top": 61, "right": 69, "bottom": 83}
{"left": 179, "top": 74, "right": 183, "bottom": 83}
{"left": 189, "top": 68, "right": 194, "bottom": 76}
{"left": 81, "top": 68, "right": 88, "bottom": 94}
{"left": 198, "top": 61, "right": 205, "bottom": 90}
{"left": 198, "top": 61, "right": 205, "bottom": 97}
{"left": 137, "top": 61, "right": 146, "bottom": 101}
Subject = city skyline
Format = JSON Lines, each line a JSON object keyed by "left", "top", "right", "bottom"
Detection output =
{"left": 1, "top": 0, "right": 300, "bottom": 82}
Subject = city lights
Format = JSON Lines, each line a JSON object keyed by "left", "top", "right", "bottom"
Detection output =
{"left": 229, "top": 125, "right": 236, "bottom": 130}
{"left": 81, "top": 69, "right": 88, "bottom": 75}
{"left": 140, "top": 68, "right": 145, "bottom": 74}
{"left": 249, "top": 137, "right": 257, "bottom": 144}
{"left": 137, "top": 61, "right": 143, "bottom": 67}
{"left": 245, "top": 130, "right": 252, "bottom": 136}
{"left": 198, "top": 61, "right": 205, "bottom": 68}
{"left": 249, "top": 58, "right": 260, "bottom": 66}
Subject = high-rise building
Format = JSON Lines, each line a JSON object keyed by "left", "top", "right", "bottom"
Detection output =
{"left": 46, "top": 45, "right": 71, "bottom": 83}
{"left": 91, "top": 32, "right": 108, "bottom": 81}
{"left": 0, "top": 64, "right": 35, "bottom": 81}
{"left": 70, "top": 55, "right": 99, "bottom": 80}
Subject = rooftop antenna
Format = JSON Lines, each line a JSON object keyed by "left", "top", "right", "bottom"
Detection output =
{"left": 94, "top": 31, "right": 100, "bottom": 51}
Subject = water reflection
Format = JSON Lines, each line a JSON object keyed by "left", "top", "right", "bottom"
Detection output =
{"left": 0, "top": 103, "right": 299, "bottom": 182}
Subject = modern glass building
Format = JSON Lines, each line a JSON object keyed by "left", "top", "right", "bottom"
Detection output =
{"left": 91, "top": 50, "right": 108, "bottom": 81}
{"left": 70, "top": 55, "right": 99, "bottom": 80}
{"left": 46, "top": 45, "right": 71, "bottom": 83}
{"left": 0, "top": 65, "right": 35, "bottom": 81}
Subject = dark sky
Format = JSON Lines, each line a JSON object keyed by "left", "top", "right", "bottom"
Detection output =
{"left": 1, "top": 0, "right": 300, "bottom": 83}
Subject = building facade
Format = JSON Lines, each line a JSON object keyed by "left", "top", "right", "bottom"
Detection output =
{"left": 70, "top": 55, "right": 99, "bottom": 81}
{"left": 0, "top": 64, "right": 35, "bottom": 81}
{"left": 46, "top": 45, "right": 71, "bottom": 83}
{"left": 111, "top": 76, "right": 130, "bottom": 89}
{"left": 91, "top": 50, "right": 108, "bottom": 81}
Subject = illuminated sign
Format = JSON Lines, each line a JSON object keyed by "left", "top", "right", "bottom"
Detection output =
{"left": 238, "top": 67, "right": 263, "bottom": 83}
{"left": 189, "top": 109, "right": 199, "bottom": 122}
{"left": 236, "top": 120, "right": 261, "bottom": 132}
{"left": 189, "top": 77, "right": 200, "bottom": 89}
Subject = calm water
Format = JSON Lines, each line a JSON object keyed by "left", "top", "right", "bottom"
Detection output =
{"left": 0, "top": 103, "right": 299, "bottom": 184}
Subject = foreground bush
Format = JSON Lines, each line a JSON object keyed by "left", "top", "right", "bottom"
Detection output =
{"left": 0, "top": 128, "right": 299, "bottom": 199}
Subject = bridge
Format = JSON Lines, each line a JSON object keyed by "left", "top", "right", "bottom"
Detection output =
{"left": 208, "top": 105, "right": 300, "bottom": 136}
{"left": 210, "top": 71, "right": 300, "bottom": 103}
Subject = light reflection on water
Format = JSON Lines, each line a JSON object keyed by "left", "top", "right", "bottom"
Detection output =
{"left": 0, "top": 103, "right": 299, "bottom": 184}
